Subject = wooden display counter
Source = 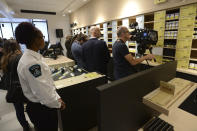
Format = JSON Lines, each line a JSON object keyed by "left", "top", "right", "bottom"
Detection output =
{"left": 143, "top": 78, "right": 195, "bottom": 115}
{"left": 43, "top": 56, "right": 107, "bottom": 131}
{"left": 139, "top": 81, "right": 197, "bottom": 131}
{"left": 141, "top": 61, "right": 197, "bottom": 76}
{"left": 159, "top": 84, "right": 197, "bottom": 131}
{"left": 55, "top": 72, "right": 104, "bottom": 89}
{"left": 55, "top": 72, "right": 107, "bottom": 131}
{"left": 43, "top": 55, "right": 75, "bottom": 68}
{"left": 141, "top": 61, "right": 197, "bottom": 82}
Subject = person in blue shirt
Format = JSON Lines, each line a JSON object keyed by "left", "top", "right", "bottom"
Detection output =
{"left": 71, "top": 33, "right": 88, "bottom": 68}
{"left": 112, "top": 26, "right": 155, "bottom": 80}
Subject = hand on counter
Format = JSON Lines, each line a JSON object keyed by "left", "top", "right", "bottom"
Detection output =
{"left": 145, "top": 54, "right": 155, "bottom": 60}
{"left": 58, "top": 98, "right": 66, "bottom": 110}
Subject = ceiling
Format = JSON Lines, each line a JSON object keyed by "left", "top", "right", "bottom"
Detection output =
{"left": 5, "top": 0, "right": 91, "bottom": 15}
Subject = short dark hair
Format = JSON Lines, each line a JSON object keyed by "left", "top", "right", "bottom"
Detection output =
{"left": 76, "top": 33, "right": 87, "bottom": 42}
{"left": 15, "top": 22, "right": 41, "bottom": 48}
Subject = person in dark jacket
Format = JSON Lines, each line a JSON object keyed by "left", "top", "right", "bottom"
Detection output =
{"left": 0, "top": 37, "right": 4, "bottom": 65}
{"left": 82, "top": 26, "right": 110, "bottom": 75}
{"left": 1, "top": 40, "right": 31, "bottom": 131}
{"left": 65, "top": 35, "right": 77, "bottom": 60}
{"left": 71, "top": 33, "right": 88, "bottom": 68}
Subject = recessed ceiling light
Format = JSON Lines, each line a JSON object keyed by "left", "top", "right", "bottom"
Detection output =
{"left": 68, "top": 10, "right": 71, "bottom": 13}
{"left": 83, "top": 0, "right": 87, "bottom": 2}
{"left": 62, "top": 14, "right": 66, "bottom": 16}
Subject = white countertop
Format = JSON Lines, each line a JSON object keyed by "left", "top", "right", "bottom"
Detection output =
{"left": 54, "top": 72, "right": 105, "bottom": 89}
{"left": 141, "top": 61, "right": 197, "bottom": 76}
{"left": 43, "top": 55, "right": 75, "bottom": 68}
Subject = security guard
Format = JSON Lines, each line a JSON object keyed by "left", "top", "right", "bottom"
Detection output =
{"left": 112, "top": 26, "right": 155, "bottom": 80}
{"left": 15, "top": 22, "right": 66, "bottom": 131}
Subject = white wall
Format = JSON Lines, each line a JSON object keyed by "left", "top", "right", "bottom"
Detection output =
{"left": 14, "top": 13, "right": 71, "bottom": 56}
{"left": 70, "top": 0, "right": 197, "bottom": 28}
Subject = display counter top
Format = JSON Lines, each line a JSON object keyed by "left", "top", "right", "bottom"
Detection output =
{"left": 43, "top": 55, "right": 75, "bottom": 68}
{"left": 139, "top": 83, "right": 197, "bottom": 131}
{"left": 141, "top": 61, "right": 197, "bottom": 76}
{"left": 54, "top": 72, "right": 105, "bottom": 89}
{"left": 159, "top": 84, "right": 197, "bottom": 131}
{"left": 159, "top": 106, "right": 197, "bottom": 131}
{"left": 177, "top": 68, "right": 197, "bottom": 76}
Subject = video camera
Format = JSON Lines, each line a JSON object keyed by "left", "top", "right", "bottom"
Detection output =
{"left": 130, "top": 22, "right": 158, "bottom": 55}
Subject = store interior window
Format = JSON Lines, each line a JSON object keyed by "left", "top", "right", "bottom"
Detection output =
{"left": 33, "top": 20, "right": 49, "bottom": 42}
{"left": 12, "top": 23, "right": 20, "bottom": 36}
{"left": 0, "top": 23, "right": 14, "bottom": 39}
{"left": 0, "top": 27, "right": 2, "bottom": 38}
{"left": 0, "top": 18, "right": 50, "bottom": 42}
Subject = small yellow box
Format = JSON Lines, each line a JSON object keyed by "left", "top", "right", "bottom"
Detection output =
{"left": 129, "top": 42, "right": 136, "bottom": 46}
{"left": 174, "top": 13, "right": 179, "bottom": 19}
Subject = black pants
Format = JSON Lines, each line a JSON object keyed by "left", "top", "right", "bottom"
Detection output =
{"left": 26, "top": 101, "right": 58, "bottom": 131}
{"left": 13, "top": 102, "right": 29, "bottom": 128}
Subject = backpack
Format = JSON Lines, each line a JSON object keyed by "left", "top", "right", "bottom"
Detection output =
{"left": 5, "top": 54, "right": 28, "bottom": 103}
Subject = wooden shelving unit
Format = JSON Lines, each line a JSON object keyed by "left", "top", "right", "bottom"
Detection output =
{"left": 163, "top": 8, "right": 180, "bottom": 63}
{"left": 117, "top": 20, "right": 122, "bottom": 28}
{"left": 70, "top": 3, "right": 197, "bottom": 72}
{"left": 128, "top": 17, "right": 137, "bottom": 56}
{"left": 99, "top": 23, "right": 104, "bottom": 40}
{"left": 188, "top": 5, "right": 197, "bottom": 70}
{"left": 144, "top": 13, "right": 154, "bottom": 29}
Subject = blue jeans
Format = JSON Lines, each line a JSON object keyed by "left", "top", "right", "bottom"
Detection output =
{"left": 13, "top": 102, "right": 29, "bottom": 128}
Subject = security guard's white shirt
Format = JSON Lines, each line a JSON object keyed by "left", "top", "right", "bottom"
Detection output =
{"left": 17, "top": 49, "right": 61, "bottom": 108}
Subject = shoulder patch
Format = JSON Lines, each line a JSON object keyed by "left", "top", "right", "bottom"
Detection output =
{"left": 29, "top": 64, "right": 42, "bottom": 78}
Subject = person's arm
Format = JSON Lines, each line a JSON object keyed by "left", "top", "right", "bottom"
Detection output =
{"left": 124, "top": 54, "right": 155, "bottom": 66}
{"left": 25, "top": 62, "right": 65, "bottom": 109}
{"left": 119, "top": 43, "right": 154, "bottom": 66}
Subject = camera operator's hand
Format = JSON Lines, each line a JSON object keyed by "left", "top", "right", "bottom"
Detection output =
{"left": 58, "top": 98, "right": 66, "bottom": 110}
{"left": 145, "top": 54, "right": 155, "bottom": 60}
